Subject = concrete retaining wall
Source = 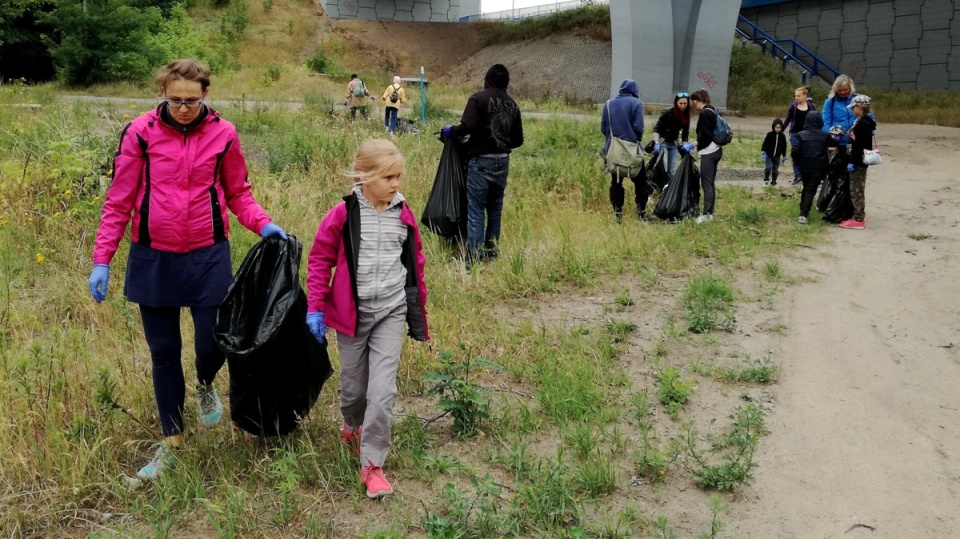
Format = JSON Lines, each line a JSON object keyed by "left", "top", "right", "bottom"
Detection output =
{"left": 321, "top": 0, "right": 465, "bottom": 22}
{"left": 741, "top": 0, "right": 960, "bottom": 91}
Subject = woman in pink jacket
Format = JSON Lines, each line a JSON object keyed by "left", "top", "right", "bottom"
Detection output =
{"left": 87, "top": 59, "right": 287, "bottom": 480}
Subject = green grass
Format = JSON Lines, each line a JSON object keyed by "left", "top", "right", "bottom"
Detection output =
{"left": 0, "top": 73, "right": 826, "bottom": 536}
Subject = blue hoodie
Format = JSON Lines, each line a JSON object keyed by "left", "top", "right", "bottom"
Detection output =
{"left": 601, "top": 80, "right": 644, "bottom": 153}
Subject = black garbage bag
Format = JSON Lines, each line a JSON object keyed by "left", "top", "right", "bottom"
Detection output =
{"left": 822, "top": 172, "right": 853, "bottom": 223}
{"left": 648, "top": 149, "right": 669, "bottom": 193}
{"left": 421, "top": 136, "right": 467, "bottom": 239}
{"left": 654, "top": 153, "right": 700, "bottom": 221}
{"left": 214, "top": 236, "right": 332, "bottom": 436}
{"left": 816, "top": 174, "right": 836, "bottom": 213}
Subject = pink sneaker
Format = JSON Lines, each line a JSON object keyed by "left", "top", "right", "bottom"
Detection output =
{"left": 839, "top": 219, "right": 865, "bottom": 229}
{"left": 360, "top": 462, "right": 394, "bottom": 499}
{"left": 340, "top": 424, "right": 361, "bottom": 456}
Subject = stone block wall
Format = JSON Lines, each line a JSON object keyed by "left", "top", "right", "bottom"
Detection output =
{"left": 322, "top": 0, "right": 463, "bottom": 22}
{"left": 741, "top": 0, "right": 960, "bottom": 91}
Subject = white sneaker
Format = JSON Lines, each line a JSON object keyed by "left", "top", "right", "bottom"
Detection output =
{"left": 798, "top": 216, "right": 808, "bottom": 224}
{"left": 695, "top": 214, "right": 714, "bottom": 224}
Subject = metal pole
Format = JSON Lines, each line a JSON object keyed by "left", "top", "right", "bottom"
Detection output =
{"left": 420, "top": 66, "right": 426, "bottom": 126}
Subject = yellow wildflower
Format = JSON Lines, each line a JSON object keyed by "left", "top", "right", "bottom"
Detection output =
{"left": 36, "top": 253, "right": 45, "bottom": 264}
{"left": 65, "top": 189, "right": 73, "bottom": 195}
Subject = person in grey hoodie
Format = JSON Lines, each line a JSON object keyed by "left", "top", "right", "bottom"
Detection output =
{"left": 601, "top": 79, "right": 647, "bottom": 221}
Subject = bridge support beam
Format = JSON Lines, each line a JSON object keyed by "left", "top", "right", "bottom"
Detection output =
{"left": 321, "top": 0, "right": 467, "bottom": 22}
{"left": 610, "top": 0, "right": 741, "bottom": 108}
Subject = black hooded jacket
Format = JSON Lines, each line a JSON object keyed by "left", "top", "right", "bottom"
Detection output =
{"left": 450, "top": 64, "right": 524, "bottom": 159}
{"left": 790, "top": 113, "right": 830, "bottom": 175}
{"left": 761, "top": 118, "right": 787, "bottom": 158}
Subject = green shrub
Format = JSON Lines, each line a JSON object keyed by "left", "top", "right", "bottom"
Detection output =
{"left": 304, "top": 50, "right": 330, "bottom": 74}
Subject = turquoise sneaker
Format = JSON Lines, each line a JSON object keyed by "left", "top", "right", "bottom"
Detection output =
{"left": 196, "top": 384, "right": 223, "bottom": 428}
{"left": 137, "top": 443, "right": 175, "bottom": 480}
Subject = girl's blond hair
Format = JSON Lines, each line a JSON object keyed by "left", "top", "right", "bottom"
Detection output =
{"left": 348, "top": 139, "right": 405, "bottom": 185}
{"left": 795, "top": 85, "right": 810, "bottom": 97}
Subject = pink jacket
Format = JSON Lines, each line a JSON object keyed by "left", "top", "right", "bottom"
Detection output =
{"left": 93, "top": 106, "right": 271, "bottom": 265}
{"left": 306, "top": 193, "right": 429, "bottom": 340}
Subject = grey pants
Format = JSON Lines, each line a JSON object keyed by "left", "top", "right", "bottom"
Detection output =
{"left": 336, "top": 302, "right": 407, "bottom": 468}
{"left": 699, "top": 149, "right": 723, "bottom": 215}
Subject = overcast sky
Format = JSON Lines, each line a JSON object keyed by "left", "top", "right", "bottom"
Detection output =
{"left": 482, "top": 0, "right": 558, "bottom": 12}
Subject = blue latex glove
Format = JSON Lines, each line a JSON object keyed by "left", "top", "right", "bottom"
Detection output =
{"left": 88, "top": 264, "right": 110, "bottom": 303}
{"left": 306, "top": 312, "right": 326, "bottom": 343}
{"left": 781, "top": 156, "right": 787, "bottom": 164}
{"left": 343, "top": 100, "right": 348, "bottom": 106}
{"left": 847, "top": 163, "right": 855, "bottom": 173}
{"left": 441, "top": 125, "right": 453, "bottom": 138}
{"left": 761, "top": 151, "right": 768, "bottom": 161}
{"left": 654, "top": 143, "right": 661, "bottom": 153}
{"left": 681, "top": 142, "right": 695, "bottom": 153}
{"left": 260, "top": 222, "right": 287, "bottom": 240}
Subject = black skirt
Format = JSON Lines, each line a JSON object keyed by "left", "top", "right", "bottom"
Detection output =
{"left": 124, "top": 241, "right": 233, "bottom": 308}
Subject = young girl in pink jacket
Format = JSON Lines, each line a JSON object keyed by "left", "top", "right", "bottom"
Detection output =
{"left": 87, "top": 59, "right": 287, "bottom": 480}
{"left": 305, "top": 139, "right": 429, "bottom": 499}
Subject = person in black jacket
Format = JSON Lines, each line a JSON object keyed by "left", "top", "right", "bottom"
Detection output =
{"left": 839, "top": 94, "right": 876, "bottom": 230}
{"left": 651, "top": 92, "right": 691, "bottom": 174}
{"left": 682, "top": 89, "right": 723, "bottom": 223}
{"left": 760, "top": 118, "right": 787, "bottom": 185}
{"left": 442, "top": 64, "right": 524, "bottom": 267}
{"left": 790, "top": 113, "right": 830, "bottom": 224}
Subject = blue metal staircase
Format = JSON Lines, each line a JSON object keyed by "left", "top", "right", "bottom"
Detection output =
{"left": 735, "top": 14, "right": 840, "bottom": 84}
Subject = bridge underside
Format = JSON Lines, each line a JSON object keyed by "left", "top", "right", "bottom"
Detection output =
{"left": 322, "top": 0, "right": 742, "bottom": 107}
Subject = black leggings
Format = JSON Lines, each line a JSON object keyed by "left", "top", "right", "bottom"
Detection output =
{"left": 139, "top": 304, "right": 223, "bottom": 437}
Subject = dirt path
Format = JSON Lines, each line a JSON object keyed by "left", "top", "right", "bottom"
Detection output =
{"left": 724, "top": 122, "right": 960, "bottom": 537}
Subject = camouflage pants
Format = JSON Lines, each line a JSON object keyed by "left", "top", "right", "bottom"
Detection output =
{"left": 850, "top": 165, "right": 867, "bottom": 221}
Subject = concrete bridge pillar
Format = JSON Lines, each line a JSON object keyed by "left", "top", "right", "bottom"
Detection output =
{"left": 610, "top": 0, "right": 742, "bottom": 108}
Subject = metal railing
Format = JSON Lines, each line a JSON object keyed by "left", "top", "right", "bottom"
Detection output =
{"left": 459, "top": 0, "right": 608, "bottom": 22}
{"left": 735, "top": 14, "right": 840, "bottom": 83}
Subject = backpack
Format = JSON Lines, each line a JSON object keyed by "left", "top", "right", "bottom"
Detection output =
{"left": 708, "top": 108, "right": 733, "bottom": 146}
{"left": 389, "top": 84, "right": 400, "bottom": 103}
{"left": 603, "top": 100, "right": 644, "bottom": 178}
{"left": 352, "top": 79, "right": 366, "bottom": 97}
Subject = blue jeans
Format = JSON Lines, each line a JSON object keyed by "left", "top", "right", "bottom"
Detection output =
{"left": 384, "top": 107, "right": 398, "bottom": 132}
{"left": 466, "top": 155, "right": 509, "bottom": 260}
{"left": 662, "top": 142, "right": 679, "bottom": 174}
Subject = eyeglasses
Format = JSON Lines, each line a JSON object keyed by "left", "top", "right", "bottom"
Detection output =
{"left": 677, "top": 92, "right": 690, "bottom": 98}
{"left": 164, "top": 95, "right": 205, "bottom": 109}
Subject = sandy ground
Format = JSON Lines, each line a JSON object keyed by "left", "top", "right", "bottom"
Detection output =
{"left": 720, "top": 119, "right": 960, "bottom": 537}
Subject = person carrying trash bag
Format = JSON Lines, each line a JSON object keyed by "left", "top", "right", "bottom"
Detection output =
{"left": 601, "top": 79, "right": 649, "bottom": 222}
{"left": 790, "top": 113, "right": 830, "bottom": 224}
{"left": 214, "top": 235, "right": 332, "bottom": 437}
{"left": 654, "top": 152, "right": 700, "bottom": 221}
{"left": 86, "top": 59, "right": 288, "bottom": 480}
{"left": 421, "top": 133, "right": 468, "bottom": 240}
{"left": 645, "top": 142, "right": 670, "bottom": 193}
{"left": 817, "top": 127, "right": 847, "bottom": 213}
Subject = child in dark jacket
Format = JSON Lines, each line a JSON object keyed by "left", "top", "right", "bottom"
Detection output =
{"left": 761, "top": 118, "right": 788, "bottom": 185}
{"left": 790, "top": 113, "right": 831, "bottom": 223}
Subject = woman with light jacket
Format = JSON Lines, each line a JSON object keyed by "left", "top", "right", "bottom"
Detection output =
{"left": 820, "top": 75, "right": 859, "bottom": 148}
{"left": 87, "top": 59, "right": 287, "bottom": 480}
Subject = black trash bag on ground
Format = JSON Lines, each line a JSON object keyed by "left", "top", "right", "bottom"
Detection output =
{"left": 648, "top": 149, "right": 669, "bottom": 193}
{"left": 396, "top": 117, "right": 419, "bottom": 135}
{"left": 822, "top": 172, "right": 853, "bottom": 223}
{"left": 816, "top": 174, "right": 836, "bottom": 213}
{"left": 654, "top": 153, "right": 700, "bottom": 221}
{"left": 421, "top": 136, "right": 467, "bottom": 239}
{"left": 214, "top": 236, "right": 332, "bottom": 437}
